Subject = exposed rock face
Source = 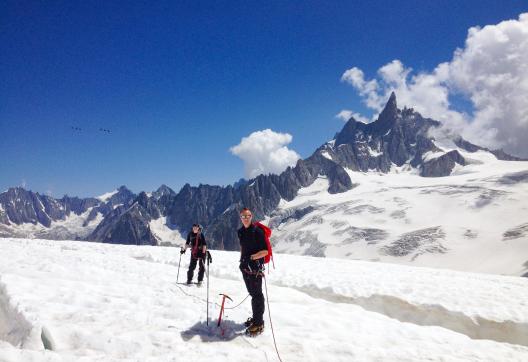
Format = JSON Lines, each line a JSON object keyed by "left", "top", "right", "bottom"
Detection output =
{"left": 88, "top": 202, "right": 157, "bottom": 245}
{"left": 0, "top": 188, "right": 60, "bottom": 227}
{"left": 454, "top": 137, "right": 527, "bottom": 161}
{"left": 381, "top": 226, "right": 447, "bottom": 260}
{"left": 0, "top": 186, "right": 136, "bottom": 240}
{"left": 503, "top": 223, "right": 528, "bottom": 241}
{"left": 421, "top": 150, "right": 466, "bottom": 177}
{"left": 328, "top": 93, "right": 447, "bottom": 176}
{"left": 497, "top": 171, "right": 528, "bottom": 185}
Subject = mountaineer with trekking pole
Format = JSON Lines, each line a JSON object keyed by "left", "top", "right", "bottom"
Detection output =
{"left": 180, "top": 223, "right": 207, "bottom": 286}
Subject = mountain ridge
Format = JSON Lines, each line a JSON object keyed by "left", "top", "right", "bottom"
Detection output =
{"left": 1, "top": 93, "right": 526, "bottom": 249}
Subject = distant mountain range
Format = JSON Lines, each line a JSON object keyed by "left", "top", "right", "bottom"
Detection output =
{"left": 2, "top": 93, "right": 527, "bottom": 268}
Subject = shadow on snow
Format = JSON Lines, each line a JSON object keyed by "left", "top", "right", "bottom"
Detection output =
{"left": 180, "top": 319, "right": 247, "bottom": 342}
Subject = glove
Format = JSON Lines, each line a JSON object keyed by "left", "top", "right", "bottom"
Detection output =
{"left": 180, "top": 248, "right": 186, "bottom": 255}
{"left": 206, "top": 251, "right": 212, "bottom": 263}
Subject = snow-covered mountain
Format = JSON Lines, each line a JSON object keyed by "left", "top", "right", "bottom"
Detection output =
{"left": 1, "top": 238, "right": 527, "bottom": 361}
{"left": 1, "top": 93, "right": 527, "bottom": 275}
{"left": 0, "top": 186, "right": 136, "bottom": 241}
{"left": 270, "top": 159, "right": 528, "bottom": 276}
{"left": 101, "top": 94, "right": 526, "bottom": 258}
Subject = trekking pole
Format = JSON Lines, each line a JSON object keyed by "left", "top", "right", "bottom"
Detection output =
{"left": 176, "top": 249, "right": 183, "bottom": 284}
{"left": 206, "top": 251, "right": 213, "bottom": 325}
{"left": 206, "top": 253, "right": 210, "bottom": 325}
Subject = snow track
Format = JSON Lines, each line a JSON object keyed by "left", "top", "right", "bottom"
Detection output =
{"left": 285, "top": 284, "right": 528, "bottom": 347}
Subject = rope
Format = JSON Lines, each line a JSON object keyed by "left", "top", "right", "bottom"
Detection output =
{"left": 172, "top": 284, "right": 206, "bottom": 304}
{"left": 171, "top": 282, "right": 249, "bottom": 311}
{"left": 171, "top": 268, "right": 284, "bottom": 362}
{"left": 264, "top": 276, "right": 283, "bottom": 362}
{"left": 223, "top": 293, "right": 250, "bottom": 310}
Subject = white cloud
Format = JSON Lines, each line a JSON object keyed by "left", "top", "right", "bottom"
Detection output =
{"left": 378, "top": 60, "right": 412, "bottom": 87}
{"left": 230, "top": 129, "right": 301, "bottom": 179}
{"left": 341, "top": 68, "right": 381, "bottom": 110}
{"left": 340, "top": 13, "right": 528, "bottom": 157}
{"left": 335, "top": 110, "right": 369, "bottom": 124}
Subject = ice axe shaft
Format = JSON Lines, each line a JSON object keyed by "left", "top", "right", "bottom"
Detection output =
{"left": 206, "top": 253, "right": 210, "bottom": 325}
{"left": 217, "top": 293, "right": 233, "bottom": 327}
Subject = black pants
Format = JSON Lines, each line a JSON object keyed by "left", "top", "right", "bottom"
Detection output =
{"left": 187, "top": 256, "right": 205, "bottom": 282}
{"left": 242, "top": 272, "right": 265, "bottom": 325}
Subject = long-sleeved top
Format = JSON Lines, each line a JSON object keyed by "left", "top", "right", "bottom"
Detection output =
{"left": 186, "top": 232, "right": 207, "bottom": 258}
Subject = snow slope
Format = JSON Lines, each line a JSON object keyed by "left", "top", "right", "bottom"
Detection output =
{"left": 97, "top": 190, "right": 118, "bottom": 202}
{"left": 271, "top": 151, "right": 528, "bottom": 276}
{"left": 0, "top": 209, "right": 103, "bottom": 241}
{"left": 149, "top": 217, "right": 186, "bottom": 246}
{"left": 1, "top": 238, "right": 528, "bottom": 361}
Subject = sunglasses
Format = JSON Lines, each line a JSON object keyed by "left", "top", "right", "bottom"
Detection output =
{"left": 240, "top": 215, "right": 252, "bottom": 219}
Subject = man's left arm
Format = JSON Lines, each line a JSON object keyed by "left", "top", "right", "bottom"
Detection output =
{"left": 250, "top": 250, "right": 268, "bottom": 260}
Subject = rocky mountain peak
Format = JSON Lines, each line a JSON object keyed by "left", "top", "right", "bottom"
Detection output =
{"left": 152, "top": 184, "right": 175, "bottom": 199}
{"left": 372, "top": 91, "right": 399, "bottom": 134}
{"left": 335, "top": 92, "right": 402, "bottom": 147}
{"left": 335, "top": 115, "right": 365, "bottom": 147}
{"left": 5, "top": 187, "right": 30, "bottom": 197}
{"left": 116, "top": 185, "right": 132, "bottom": 194}
{"left": 386, "top": 91, "right": 397, "bottom": 108}
{"left": 107, "top": 186, "right": 135, "bottom": 205}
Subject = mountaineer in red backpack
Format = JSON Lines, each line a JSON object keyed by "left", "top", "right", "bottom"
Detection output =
{"left": 237, "top": 207, "right": 273, "bottom": 337}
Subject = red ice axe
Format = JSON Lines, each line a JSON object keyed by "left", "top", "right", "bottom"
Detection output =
{"left": 217, "top": 293, "right": 233, "bottom": 327}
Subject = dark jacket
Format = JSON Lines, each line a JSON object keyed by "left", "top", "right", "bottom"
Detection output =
{"left": 238, "top": 224, "right": 267, "bottom": 270}
{"left": 186, "top": 232, "right": 207, "bottom": 259}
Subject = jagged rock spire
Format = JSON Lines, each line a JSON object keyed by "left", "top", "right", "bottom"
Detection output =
{"left": 335, "top": 92, "right": 398, "bottom": 145}
{"left": 373, "top": 92, "right": 399, "bottom": 134}
{"left": 335, "top": 114, "right": 362, "bottom": 146}
{"left": 386, "top": 91, "right": 397, "bottom": 109}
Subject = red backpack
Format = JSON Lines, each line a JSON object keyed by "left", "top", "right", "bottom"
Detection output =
{"left": 254, "top": 221, "right": 274, "bottom": 269}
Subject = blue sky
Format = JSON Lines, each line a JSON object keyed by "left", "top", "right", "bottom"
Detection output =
{"left": 1, "top": 1, "right": 527, "bottom": 197}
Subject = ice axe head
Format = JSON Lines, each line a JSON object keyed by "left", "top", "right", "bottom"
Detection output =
{"left": 218, "top": 293, "right": 233, "bottom": 302}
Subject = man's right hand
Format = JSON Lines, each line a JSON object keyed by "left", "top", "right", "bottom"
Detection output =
{"left": 180, "top": 248, "right": 186, "bottom": 255}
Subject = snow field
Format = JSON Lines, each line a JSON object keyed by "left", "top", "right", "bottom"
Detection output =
{"left": 1, "top": 238, "right": 528, "bottom": 361}
{"left": 272, "top": 155, "right": 528, "bottom": 275}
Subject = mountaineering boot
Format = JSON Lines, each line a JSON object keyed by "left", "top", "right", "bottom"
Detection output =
{"left": 186, "top": 280, "right": 192, "bottom": 285}
{"left": 244, "top": 317, "right": 253, "bottom": 327}
{"left": 196, "top": 281, "right": 203, "bottom": 287}
{"left": 245, "top": 322, "right": 264, "bottom": 337}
